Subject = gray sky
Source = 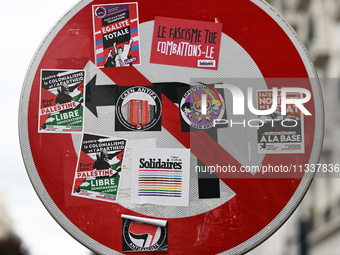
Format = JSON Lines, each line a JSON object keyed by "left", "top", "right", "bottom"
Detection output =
{"left": 0, "top": 0, "right": 90, "bottom": 254}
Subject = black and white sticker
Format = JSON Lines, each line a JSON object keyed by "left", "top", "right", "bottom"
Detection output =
{"left": 115, "top": 86, "right": 162, "bottom": 131}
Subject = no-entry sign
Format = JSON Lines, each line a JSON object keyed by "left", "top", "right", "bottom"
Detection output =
{"left": 19, "top": 0, "right": 324, "bottom": 254}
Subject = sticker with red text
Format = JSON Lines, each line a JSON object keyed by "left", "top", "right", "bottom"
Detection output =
{"left": 38, "top": 69, "right": 85, "bottom": 133}
{"left": 150, "top": 16, "right": 222, "bottom": 70}
{"left": 72, "top": 133, "right": 127, "bottom": 203}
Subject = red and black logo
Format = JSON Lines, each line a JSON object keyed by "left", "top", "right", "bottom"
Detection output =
{"left": 122, "top": 218, "right": 167, "bottom": 252}
{"left": 115, "top": 86, "right": 162, "bottom": 131}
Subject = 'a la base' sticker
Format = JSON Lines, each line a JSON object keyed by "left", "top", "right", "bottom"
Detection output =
{"left": 150, "top": 16, "right": 222, "bottom": 70}
{"left": 257, "top": 90, "right": 305, "bottom": 154}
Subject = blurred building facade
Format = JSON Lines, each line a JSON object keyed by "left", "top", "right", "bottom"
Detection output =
{"left": 249, "top": 0, "right": 340, "bottom": 254}
{"left": 0, "top": 193, "right": 28, "bottom": 255}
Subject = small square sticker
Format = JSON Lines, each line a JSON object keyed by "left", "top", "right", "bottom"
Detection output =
{"left": 115, "top": 85, "right": 162, "bottom": 131}
{"left": 122, "top": 215, "right": 168, "bottom": 252}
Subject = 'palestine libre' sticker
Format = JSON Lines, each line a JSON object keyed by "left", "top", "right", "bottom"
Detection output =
{"left": 38, "top": 69, "right": 85, "bottom": 133}
{"left": 71, "top": 133, "right": 127, "bottom": 203}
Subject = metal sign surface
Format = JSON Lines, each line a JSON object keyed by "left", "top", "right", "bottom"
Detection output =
{"left": 19, "top": 0, "right": 324, "bottom": 254}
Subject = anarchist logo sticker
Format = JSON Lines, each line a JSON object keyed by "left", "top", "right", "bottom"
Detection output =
{"left": 122, "top": 218, "right": 168, "bottom": 252}
{"left": 115, "top": 86, "right": 162, "bottom": 131}
{"left": 179, "top": 84, "right": 225, "bottom": 130}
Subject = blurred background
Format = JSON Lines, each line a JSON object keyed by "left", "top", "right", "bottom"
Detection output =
{"left": 248, "top": 0, "right": 340, "bottom": 254}
{"left": 1, "top": 0, "right": 339, "bottom": 254}
{"left": 1, "top": 1, "right": 91, "bottom": 254}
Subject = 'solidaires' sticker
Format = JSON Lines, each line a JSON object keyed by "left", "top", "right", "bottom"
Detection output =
{"left": 130, "top": 147, "right": 190, "bottom": 206}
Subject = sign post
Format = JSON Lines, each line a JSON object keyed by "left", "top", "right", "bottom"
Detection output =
{"left": 19, "top": 0, "right": 324, "bottom": 254}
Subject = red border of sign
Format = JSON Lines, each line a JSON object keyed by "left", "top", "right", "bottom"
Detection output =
{"left": 25, "top": 0, "right": 316, "bottom": 254}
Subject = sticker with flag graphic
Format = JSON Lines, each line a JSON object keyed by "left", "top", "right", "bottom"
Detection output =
{"left": 71, "top": 133, "right": 127, "bottom": 203}
{"left": 122, "top": 215, "right": 168, "bottom": 252}
{"left": 38, "top": 69, "right": 85, "bottom": 133}
{"left": 92, "top": 2, "right": 140, "bottom": 68}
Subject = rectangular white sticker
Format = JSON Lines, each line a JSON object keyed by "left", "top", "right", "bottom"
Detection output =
{"left": 131, "top": 148, "right": 190, "bottom": 206}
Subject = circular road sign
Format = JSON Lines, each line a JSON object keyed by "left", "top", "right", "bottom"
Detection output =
{"left": 19, "top": 0, "right": 324, "bottom": 254}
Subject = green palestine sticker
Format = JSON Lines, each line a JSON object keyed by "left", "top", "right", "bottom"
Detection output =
{"left": 80, "top": 176, "right": 120, "bottom": 195}
{"left": 47, "top": 108, "right": 83, "bottom": 126}
{"left": 39, "top": 69, "right": 86, "bottom": 133}
{"left": 72, "top": 133, "right": 127, "bottom": 203}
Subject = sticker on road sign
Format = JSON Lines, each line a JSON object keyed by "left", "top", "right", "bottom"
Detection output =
{"left": 72, "top": 133, "right": 127, "bottom": 203}
{"left": 38, "top": 69, "right": 85, "bottom": 133}
{"left": 115, "top": 85, "right": 162, "bottom": 131}
{"left": 150, "top": 16, "right": 222, "bottom": 70}
{"left": 178, "top": 83, "right": 226, "bottom": 131}
{"left": 92, "top": 2, "right": 140, "bottom": 68}
{"left": 130, "top": 147, "right": 190, "bottom": 206}
{"left": 122, "top": 215, "right": 168, "bottom": 252}
{"left": 257, "top": 89, "right": 305, "bottom": 154}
